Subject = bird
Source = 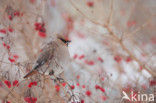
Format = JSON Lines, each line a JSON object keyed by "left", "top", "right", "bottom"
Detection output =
{"left": 24, "top": 35, "right": 71, "bottom": 79}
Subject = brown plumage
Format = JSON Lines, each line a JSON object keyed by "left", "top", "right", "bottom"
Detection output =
{"left": 24, "top": 70, "right": 38, "bottom": 78}
{"left": 24, "top": 35, "right": 71, "bottom": 78}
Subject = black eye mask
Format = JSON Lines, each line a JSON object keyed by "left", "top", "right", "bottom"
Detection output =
{"left": 59, "top": 38, "right": 71, "bottom": 46}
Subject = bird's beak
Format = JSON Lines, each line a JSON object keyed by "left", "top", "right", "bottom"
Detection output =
{"left": 65, "top": 40, "right": 71, "bottom": 46}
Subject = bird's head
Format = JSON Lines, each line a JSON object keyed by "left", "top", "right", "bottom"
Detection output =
{"left": 57, "top": 35, "right": 71, "bottom": 46}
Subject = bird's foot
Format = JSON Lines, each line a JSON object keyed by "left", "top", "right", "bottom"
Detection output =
{"left": 56, "top": 77, "right": 64, "bottom": 83}
{"left": 50, "top": 75, "right": 64, "bottom": 83}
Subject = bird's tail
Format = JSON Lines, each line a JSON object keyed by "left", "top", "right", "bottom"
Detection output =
{"left": 24, "top": 70, "right": 37, "bottom": 78}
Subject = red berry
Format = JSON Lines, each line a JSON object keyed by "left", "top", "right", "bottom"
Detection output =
{"left": 13, "top": 54, "right": 19, "bottom": 59}
{"left": 82, "top": 85, "right": 86, "bottom": 88}
{"left": 95, "top": 85, "right": 105, "bottom": 93}
{"left": 100, "top": 87, "right": 105, "bottom": 93}
{"left": 76, "top": 83, "right": 80, "bottom": 86}
{"left": 71, "top": 85, "right": 75, "bottom": 89}
{"left": 81, "top": 99, "right": 84, "bottom": 103}
{"left": 85, "top": 60, "right": 94, "bottom": 65}
{"left": 61, "top": 82, "right": 66, "bottom": 87}
{"left": 8, "top": 28, "right": 13, "bottom": 32}
{"left": 87, "top": 1, "right": 94, "bottom": 7}
{"left": 140, "top": 66, "right": 143, "bottom": 70}
{"left": 79, "top": 54, "right": 85, "bottom": 59}
{"left": 55, "top": 85, "right": 60, "bottom": 92}
{"left": 8, "top": 57, "right": 15, "bottom": 63}
{"left": 85, "top": 90, "right": 92, "bottom": 96}
{"left": 0, "top": 29, "right": 6, "bottom": 34}
{"left": 24, "top": 97, "right": 37, "bottom": 103}
{"left": 126, "top": 57, "right": 132, "bottom": 62}
{"left": 38, "top": 31, "right": 46, "bottom": 38}
{"left": 29, "top": 0, "right": 36, "bottom": 4}
{"left": 73, "top": 54, "right": 78, "bottom": 59}
{"left": 6, "top": 101, "right": 10, "bottom": 103}
{"left": 114, "top": 55, "right": 122, "bottom": 63}
{"left": 13, "top": 80, "right": 19, "bottom": 87}
{"left": 8, "top": 15, "right": 12, "bottom": 20}
{"left": 150, "top": 80, "right": 156, "bottom": 86}
{"left": 28, "top": 81, "right": 37, "bottom": 88}
{"left": 101, "top": 96, "right": 107, "bottom": 101}
{"left": 33, "top": 81, "right": 37, "bottom": 86}
{"left": 98, "top": 57, "right": 104, "bottom": 62}
{"left": 127, "top": 20, "right": 136, "bottom": 27}
{"left": 76, "top": 75, "right": 80, "bottom": 79}
{"left": 4, "top": 80, "right": 11, "bottom": 88}
{"left": 14, "top": 11, "right": 20, "bottom": 16}
{"left": 95, "top": 85, "right": 100, "bottom": 89}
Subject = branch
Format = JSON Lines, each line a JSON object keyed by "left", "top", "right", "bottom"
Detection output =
{"left": 107, "top": 0, "right": 114, "bottom": 25}
{"left": 70, "top": 0, "right": 156, "bottom": 77}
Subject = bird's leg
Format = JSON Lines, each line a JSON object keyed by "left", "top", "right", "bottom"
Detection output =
{"left": 50, "top": 76, "right": 64, "bottom": 83}
{"left": 49, "top": 70, "right": 64, "bottom": 83}
{"left": 49, "top": 70, "right": 57, "bottom": 82}
{"left": 50, "top": 76, "right": 57, "bottom": 83}
{"left": 49, "top": 70, "right": 54, "bottom": 75}
{"left": 56, "top": 77, "right": 64, "bottom": 83}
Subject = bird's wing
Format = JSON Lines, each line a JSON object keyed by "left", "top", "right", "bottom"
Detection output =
{"left": 33, "top": 45, "right": 54, "bottom": 70}
{"left": 23, "top": 69, "right": 38, "bottom": 78}
{"left": 24, "top": 42, "right": 56, "bottom": 78}
{"left": 24, "top": 49, "right": 53, "bottom": 78}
